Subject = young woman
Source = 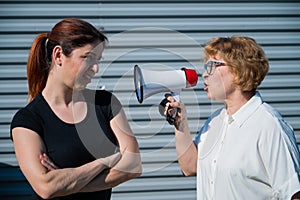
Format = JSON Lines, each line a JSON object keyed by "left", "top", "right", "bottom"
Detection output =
{"left": 165, "top": 36, "right": 300, "bottom": 199}
{"left": 11, "top": 18, "right": 141, "bottom": 199}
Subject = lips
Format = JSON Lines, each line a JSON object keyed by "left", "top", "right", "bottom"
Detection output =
{"left": 85, "top": 74, "right": 93, "bottom": 80}
{"left": 204, "top": 83, "right": 208, "bottom": 91}
{"left": 82, "top": 74, "right": 93, "bottom": 84}
{"left": 84, "top": 71, "right": 95, "bottom": 81}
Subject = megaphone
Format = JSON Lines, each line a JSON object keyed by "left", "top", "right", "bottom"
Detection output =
{"left": 134, "top": 65, "right": 198, "bottom": 103}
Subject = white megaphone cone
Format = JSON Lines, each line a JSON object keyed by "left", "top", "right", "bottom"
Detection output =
{"left": 134, "top": 65, "right": 198, "bottom": 103}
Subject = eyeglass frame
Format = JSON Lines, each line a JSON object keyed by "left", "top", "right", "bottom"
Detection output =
{"left": 204, "top": 61, "right": 226, "bottom": 75}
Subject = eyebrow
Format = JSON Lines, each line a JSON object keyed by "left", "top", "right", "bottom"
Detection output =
{"left": 84, "top": 52, "right": 96, "bottom": 57}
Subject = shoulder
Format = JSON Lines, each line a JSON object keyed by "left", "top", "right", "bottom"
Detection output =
{"left": 12, "top": 94, "right": 45, "bottom": 121}
{"left": 256, "top": 102, "right": 298, "bottom": 149}
{"left": 10, "top": 94, "right": 45, "bottom": 139}
{"left": 258, "top": 102, "right": 293, "bottom": 132}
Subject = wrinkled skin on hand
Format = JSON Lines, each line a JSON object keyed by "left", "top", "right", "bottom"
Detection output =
{"left": 158, "top": 93, "right": 186, "bottom": 129}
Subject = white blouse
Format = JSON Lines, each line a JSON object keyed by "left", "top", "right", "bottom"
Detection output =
{"left": 194, "top": 92, "right": 300, "bottom": 200}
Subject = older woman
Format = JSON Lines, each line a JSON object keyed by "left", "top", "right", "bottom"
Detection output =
{"left": 166, "top": 36, "right": 300, "bottom": 199}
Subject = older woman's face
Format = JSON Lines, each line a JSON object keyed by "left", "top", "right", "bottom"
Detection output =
{"left": 202, "top": 54, "right": 235, "bottom": 102}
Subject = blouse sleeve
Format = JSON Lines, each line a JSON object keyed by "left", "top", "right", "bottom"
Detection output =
{"left": 259, "top": 117, "right": 300, "bottom": 199}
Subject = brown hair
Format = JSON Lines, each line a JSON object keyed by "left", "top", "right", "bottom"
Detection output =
{"left": 203, "top": 36, "right": 269, "bottom": 92}
{"left": 27, "top": 18, "right": 107, "bottom": 102}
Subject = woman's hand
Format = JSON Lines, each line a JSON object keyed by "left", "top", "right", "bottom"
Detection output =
{"left": 159, "top": 93, "right": 190, "bottom": 130}
{"left": 40, "top": 153, "right": 59, "bottom": 171}
{"left": 159, "top": 93, "right": 188, "bottom": 130}
{"left": 169, "top": 101, "right": 188, "bottom": 131}
{"left": 98, "top": 152, "right": 122, "bottom": 168}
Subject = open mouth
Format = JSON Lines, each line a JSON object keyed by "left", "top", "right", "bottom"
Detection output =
{"left": 204, "top": 83, "right": 208, "bottom": 91}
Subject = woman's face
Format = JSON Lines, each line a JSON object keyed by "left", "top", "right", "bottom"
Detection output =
{"left": 202, "top": 54, "right": 235, "bottom": 102}
{"left": 61, "top": 42, "right": 104, "bottom": 90}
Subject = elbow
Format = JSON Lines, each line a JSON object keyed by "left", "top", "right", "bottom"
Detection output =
{"left": 136, "top": 158, "right": 142, "bottom": 176}
{"left": 135, "top": 155, "right": 143, "bottom": 178}
{"left": 32, "top": 176, "right": 61, "bottom": 199}
{"left": 123, "top": 169, "right": 142, "bottom": 183}
{"left": 38, "top": 192, "right": 53, "bottom": 200}
{"left": 182, "top": 170, "right": 196, "bottom": 177}
{"left": 33, "top": 184, "right": 56, "bottom": 199}
{"left": 127, "top": 158, "right": 142, "bottom": 179}
{"left": 180, "top": 163, "right": 197, "bottom": 177}
{"left": 126, "top": 170, "right": 141, "bottom": 181}
{"left": 123, "top": 156, "right": 142, "bottom": 181}
{"left": 129, "top": 151, "right": 142, "bottom": 178}
{"left": 131, "top": 164, "right": 142, "bottom": 179}
{"left": 178, "top": 157, "right": 197, "bottom": 177}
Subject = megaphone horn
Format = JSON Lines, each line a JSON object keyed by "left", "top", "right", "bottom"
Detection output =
{"left": 134, "top": 65, "right": 198, "bottom": 103}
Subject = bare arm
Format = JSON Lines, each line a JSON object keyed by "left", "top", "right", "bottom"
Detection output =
{"left": 171, "top": 101, "right": 198, "bottom": 176}
{"left": 12, "top": 128, "right": 121, "bottom": 199}
{"left": 37, "top": 108, "right": 141, "bottom": 193}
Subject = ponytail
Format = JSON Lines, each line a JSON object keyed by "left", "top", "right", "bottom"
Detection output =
{"left": 27, "top": 33, "right": 49, "bottom": 102}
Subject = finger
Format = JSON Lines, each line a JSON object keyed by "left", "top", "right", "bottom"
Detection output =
{"left": 111, "top": 152, "right": 122, "bottom": 160}
{"left": 100, "top": 152, "right": 122, "bottom": 168}
{"left": 40, "top": 157, "right": 55, "bottom": 171}
{"left": 108, "top": 152, "right": 122, "bottom": 167}
{"left": 170, "top": 101, "right": 181, "bottom": 108}
{"left": 41, "top": 154, "right": 59, "bottom": 170}
{"left": 41, "top": 159, "right": 52, "bottom": 170}
{"left": 164, "top": 93, "right": 172, "bottom": 98}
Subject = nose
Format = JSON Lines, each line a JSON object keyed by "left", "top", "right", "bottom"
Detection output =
{"left": 91, "top": 63, "right": 99, "bottom": 74}
{"left": 202, "top": 71, "right": 209, "bottom": 79}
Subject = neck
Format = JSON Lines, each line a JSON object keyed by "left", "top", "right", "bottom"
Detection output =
{"left": 42, "top": 73, "right": 82, "bottom": 107}
{"left": 225, "top": 90, "right": 255, "bottom": 115}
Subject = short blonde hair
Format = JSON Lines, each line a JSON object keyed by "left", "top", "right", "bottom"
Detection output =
{"left": 203, "top": 36, "right": 269, "bottom": 91}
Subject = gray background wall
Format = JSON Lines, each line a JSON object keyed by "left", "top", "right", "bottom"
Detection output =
{"left": 1, "top": 0, "right": 300, "bottom": 199}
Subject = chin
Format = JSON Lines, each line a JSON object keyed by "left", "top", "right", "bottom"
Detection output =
{"left": 73, "top": 84, "right": 87, "bottom": 91}
{"left": 206, "top": 91, "right": 213, "bottom": 99}
{"left": 207, "top": 92, "right": 225, "bottom": 103}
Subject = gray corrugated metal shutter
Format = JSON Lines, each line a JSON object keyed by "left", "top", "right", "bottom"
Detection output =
{"left": 1, "top": 1, "right": 299, "bottom": 199}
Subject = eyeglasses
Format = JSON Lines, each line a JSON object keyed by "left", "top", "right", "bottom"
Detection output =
{"left": 204, "top": 61, "right": 226, "bottom": 75}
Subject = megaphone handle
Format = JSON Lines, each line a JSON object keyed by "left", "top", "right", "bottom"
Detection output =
{"left": 171, "top": 90, "right": 180, "bottom": 102}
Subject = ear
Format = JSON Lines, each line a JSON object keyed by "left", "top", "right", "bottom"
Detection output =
{"left": 52, "top": 45, "right": 63, "bottom": 66}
